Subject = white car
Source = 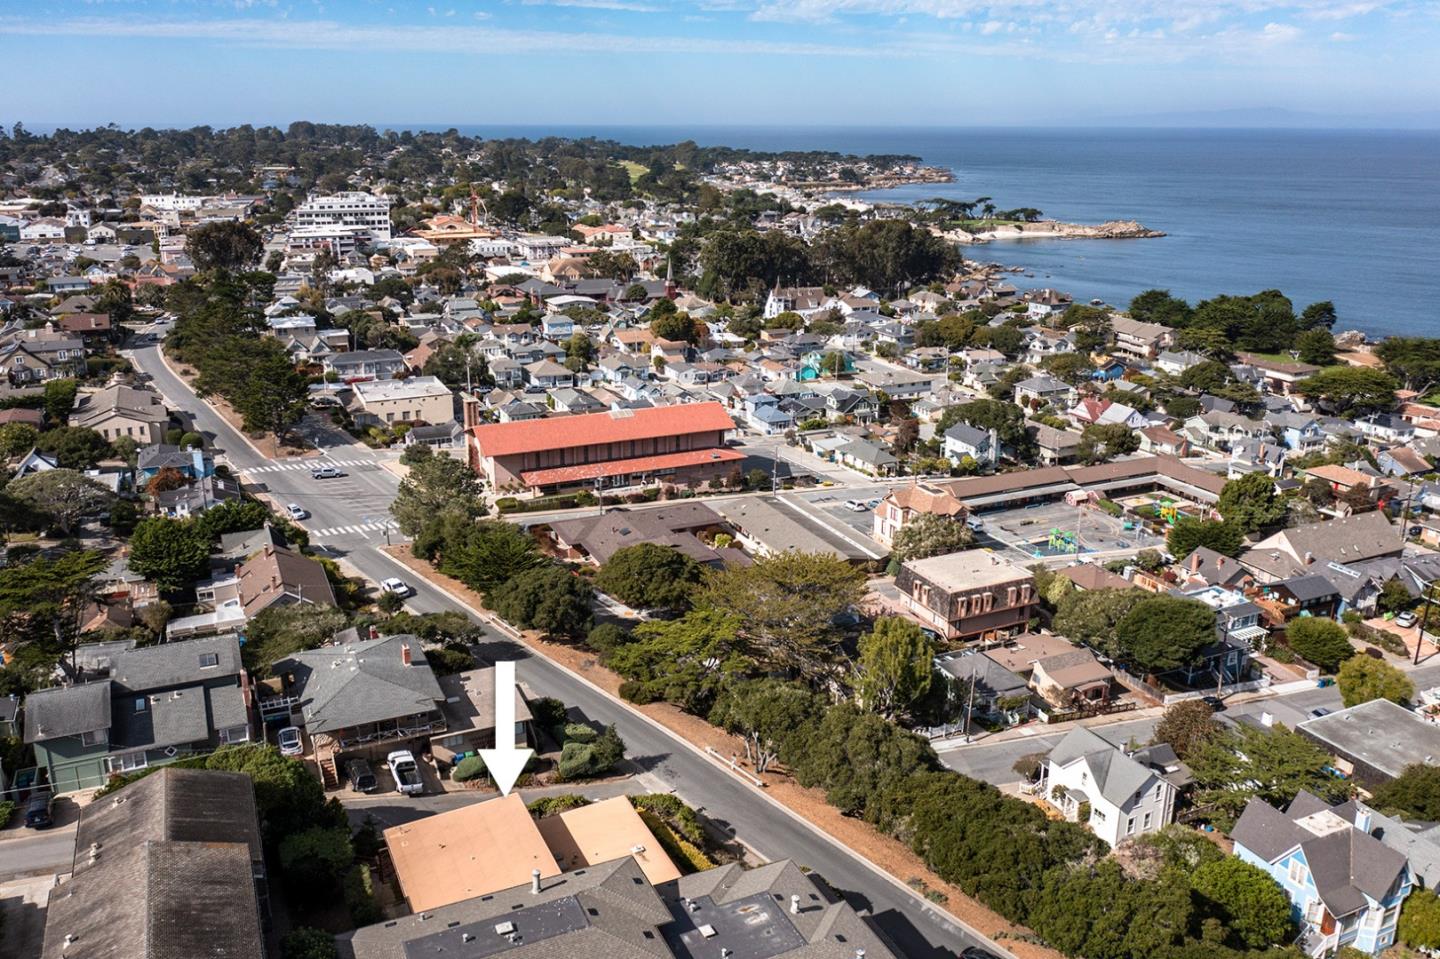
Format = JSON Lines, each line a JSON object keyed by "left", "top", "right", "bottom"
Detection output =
{"left": 277, "top": 726, "right": 303, "bottom": 757}
{"left": 285, "top": 503, "right": 308, "bottom": 520}
{"left": 381, "top": 577, "right": 414, "bottom": 598}
{"left": 844, "top": 499, "right": 868, "bottom": 512}
{"left": 965, "top": 516, "right": 985, "bottom": 532}
{"left": 1395, "top": 610, "right": 1418, "bottom": 629}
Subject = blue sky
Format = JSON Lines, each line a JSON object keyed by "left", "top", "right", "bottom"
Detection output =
{"left": 3, "top": 0, "right": 1438, "bottom": 127}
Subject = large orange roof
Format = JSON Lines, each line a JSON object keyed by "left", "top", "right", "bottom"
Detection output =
{"left": 472, "top": 402, "right": 735, "bottom": 458}
{"left": 535, "top": 797, "right": 681, "bottom": 885}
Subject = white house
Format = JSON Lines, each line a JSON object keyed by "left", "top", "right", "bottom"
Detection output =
{"left": 1041, "top": 727, "right": 1184, "bottom": 848}
{"left": 942, "top": 423, "right": 998, "bottom": 468}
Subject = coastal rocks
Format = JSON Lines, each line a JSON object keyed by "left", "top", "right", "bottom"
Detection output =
{"left": 1334, "top": 329, "right": 1369, "bottom": 348}
{"left": 978, "top": 219, "right": 1166, "bottom": 240}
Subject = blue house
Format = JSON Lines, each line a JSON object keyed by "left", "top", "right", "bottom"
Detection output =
{"left": 137, "top": 445, "right": 214, "bottom": 483}
{"left": 1232, "top": 791, "right": 1413, "bottom": 957}
{"left": 1090, "top": 359, "right": 1127, "bottom": 382}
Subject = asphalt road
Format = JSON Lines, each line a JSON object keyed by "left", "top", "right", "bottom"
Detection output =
{"left": 123, "top": 330, "right": 1003, "bottom": 959}
{"left": 0, "top": 826, "right": 76, "bottom": 881}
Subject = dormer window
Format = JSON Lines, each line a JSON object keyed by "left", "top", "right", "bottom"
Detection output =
{"left": 199, "top": 652, "right": 220, "bottom": 668}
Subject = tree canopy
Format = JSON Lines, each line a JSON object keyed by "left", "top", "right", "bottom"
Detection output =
{"left": 1115, "top": 595, "right": 1217, "bottom": 676}
{"left": 854, "top": 616, "right": 935, "bottom": 719}
{"left": 594, "top": 543, "right": 701, "bottom": 613}
{"left": 1336, "top": 654, "right": 1414, "bottom": 707}
{"left": 1216, "top": 473, "right": 1286, "bottom": 534}
{"left": 1188, "top": 723, "right": 1349, "bottom": 827}
{"left": 1284, "top": 617, "right": 1355, "bottom": 673}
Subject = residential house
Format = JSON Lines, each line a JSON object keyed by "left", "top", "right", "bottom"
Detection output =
{"left": 1354, "top": 414, "right": 1415, "bottom": 446}
{"left": 1154, "top": 350, "right": 1207, "bottom": 376}
{"left": 70, "top": 384, "right": 170, "bottom": 445}
{"left": 943, "top": 423, "right": 998, "bottom": 469}
{"left": 1013, "top": 374, "right": 1075, "bottom": 410}
{"left": 833, "top": 436, "right": 899, "bottom": 476}
{"left": 1138, "top": 425, "right": 1191, "bottom": 458}
{"left": 351, "top": 376, "right": 454, "bottom": 427}
{"left": 934, "top": 651, "right": 1031, "bottom": 726}
{"left": 524, "top": 359, "right": 576, "bottom": 390}
{"left": 1111, "top": 315, "right": 1171, "bottom": 360}
{"left": 1377, "top": 446, "right": 1431, "bottom": 478}
{"left": 1232, "top": 791, "right": 1412, "bottom": 956}
{"left": 1297, "top": 699, "right": 1440, "bottom": 786}
{"left": 1237, "top": 353, "right": 1321, "bottom": 397}
{"left": 39, "top": 767, "right": 267, "bottom": 959}
{"left": 872, "top": 482, "right": 968, "bottom": 548}
{"left": 322, "top": 349, "right": 407, "bottom": 382}
{"left": 1229, "top": 439, "right": 1287, "bottom": 479}
{"left": 153, "top": 475, "right": 242, "bottom": 519}
{"left": 1267, "top": 410, "right": 1327, "bottom": 453}
{"left": 894, "top": 550, "right": 1038, "bottom": 643}
{"left": 136, "top": 445, "right": 214, "bottom": 483}
{"left": 547, "top": 503, "right": 740, "bottom": 568}
{"left": 1240, "top": 511, "right": 1400, "bottom": 583}
{"left": 1, "top": 328, "right": 87, "bottom": 383}
{"left": 1041, "top": 727, "right": 1185, "bottom": 847}
{"left": 23, "top": 636, "right": 252, "bottom": 793}
{"left": 169, "top": 544, "right": 336, "bottom": 639}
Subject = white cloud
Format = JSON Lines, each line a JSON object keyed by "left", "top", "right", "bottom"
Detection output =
{"left": 522, "top": 0, "right": 666, "bottom": 11}
{"left": 1330, "top": 29, "right": 1359, "bottom": 38}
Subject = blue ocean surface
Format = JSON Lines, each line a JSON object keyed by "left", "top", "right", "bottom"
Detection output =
{"left": 442, "top": 125, "right": 1440, "bottom": 339}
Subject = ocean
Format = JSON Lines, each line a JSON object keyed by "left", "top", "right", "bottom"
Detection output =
{"left": 450, "top": 125, "right": 1440, "bottom": 340}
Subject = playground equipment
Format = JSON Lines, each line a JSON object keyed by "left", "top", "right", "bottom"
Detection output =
{"left": 1158, "top": 498, "right": 1180, "bottom": 526}
{"left": 1048, "top": 528, "right": 1079, "bottom": 553}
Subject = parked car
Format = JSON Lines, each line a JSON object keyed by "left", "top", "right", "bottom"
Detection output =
{"left": 345, "top": 758, "right": 378, "bottom": 793}
{"left": 965, "top": 516, "right": 985, "bottom": 532}
{"left": 387, "top": 750, "right": 424, "bottom": 796}
{"left": 277, "top": 726, "right": 303, "bottom": 756}
{"left": 381, "top": 577, "right": 414, "bottom": 598}
{"left": 23, "top": 792, "right": 54, "bottom": 829}
{"left": 865, "top": 498, "right": 881, "bottom": 510}
{"left": 1395, "top": 610, "right": 1418, "bottom": 628}
{"left": 960, "top": 948, "right": 1004, "bottom": 959}
{"left": 844, "top": 499, "right": 867, "bottom": 512}
{"left": 310, "top": 466, "right": 346, "bottom": 479}
{"left": 286, "top": 503, "right": 308, "bottom": 520}
{"left": 1310, "top": 707, "right": 1332, "bottom": 718}
{"left": 1200, "top": 695, "right": 1226, "bottom": 711}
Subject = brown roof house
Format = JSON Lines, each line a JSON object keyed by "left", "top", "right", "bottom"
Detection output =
{"left": 41, "top": 768, "right": 267, "bottom": 959}
{"left": 872, "top": 481, "right": 968, "bottom": 548}
{"left": 169, "top": 544, "right": 336, "bottom": 639}
{"left": 894, "top": 550, "right": 1037, "bottom": 643}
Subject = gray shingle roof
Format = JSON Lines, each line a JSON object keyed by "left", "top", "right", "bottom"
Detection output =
{"left": 109, "top": 635, "right": 241, "bottom": 693}
{"left": 1046, "top": 726, "right": 1157, "bottom": 808}
{"left": 24, "top": 682, "right": 111, "bottom": 743}
{"left": 277, "top": 634, "right": 444, "bottom": 734}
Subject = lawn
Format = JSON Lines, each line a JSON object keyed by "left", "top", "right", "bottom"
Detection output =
{"left": 618, "top": 160, "right": 647, "bottom": 184}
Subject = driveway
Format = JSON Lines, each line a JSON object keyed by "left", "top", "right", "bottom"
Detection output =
{"left": 0, "top": 874, "right": 57, "bottom": 959}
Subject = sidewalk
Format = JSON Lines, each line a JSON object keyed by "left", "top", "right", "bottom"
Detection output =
{"left": 380, "top": 544, "right": 1067, "bottom": 959}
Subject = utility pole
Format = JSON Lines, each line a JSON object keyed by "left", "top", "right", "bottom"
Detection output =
{"left": 1417, "top": 577, "right": 1435, "bottom": 666}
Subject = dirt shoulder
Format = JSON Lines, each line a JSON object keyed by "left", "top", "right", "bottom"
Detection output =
{"left": 382, "top": 544, "right": 1065, "bottom": 959}
{"left": 157, "top": 348, "right": 311, "bottom": 460}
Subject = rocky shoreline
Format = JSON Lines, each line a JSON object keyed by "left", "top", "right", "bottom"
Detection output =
{"left": 951, "top": 219, "right": 1166, "bottom": 244}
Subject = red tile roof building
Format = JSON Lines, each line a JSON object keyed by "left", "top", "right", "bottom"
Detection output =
{"left": 469, "top": 402, "right": 740, "bottom": 493}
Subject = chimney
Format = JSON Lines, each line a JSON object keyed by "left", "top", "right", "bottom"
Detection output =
{"left": 1190, "top": 553, "right": 1201, "bottom": 573}
{"left": 1304, "top": 551, "right": 1315, "bottom": 565}
{"left": 790, "top": 894, "right": 800, "bottom": 915}
{"left": 401, "top": 643, "right": 412, "bottom": 667}
{"left": 1216, "top": 557, "right": 1225, "bottom": 567}
{"left": 368, "top": 625, "right": 379, "bottom": 641}
{"left": 531, "top": 868, "right": 542, "bottom": 894}
{"left": 1354, "top": 806, "right": 1372, "bottom": 834}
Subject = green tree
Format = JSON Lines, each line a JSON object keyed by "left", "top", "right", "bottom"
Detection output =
{"left": 650, "top": 311, "right": 699, "bottom": 343}
{"left": 1285, "top": 617, "right": 1355, "bottom": 672}
{"left": 491, "top": 564, "right": 593, "bottom": 638}
{"left": 127, "top": 517, "right": 212, "bottom": 593}
{"left": 1369, "top": 763, "right": 1440, "bottom": 820}
{"left": 0, "top": 422, "right": 38, "bottom": 457}
{"left": 278, "top": 826, "right": 354, "bottom": 904}
{"left": 1375, "top": 336, "right": 1440, "bottom": 394}
{"left": 1167, "top": 518, "right": 1244, "bottom": 558}
{"left": 1295, "top": 328, "right": 1337, "bottom": 366}
{"left": 855, "top": 617, "right": 935, "bottom": 719}
{"left": 8, "top": 469, "right": 112, "bottom": 536}
{"left": 1128, "top": 289, "right": 1193, "bottom": 328}
{"left": 192, "top": 498, "right": 277, "bottom": 541}
{"left": 1398, "top": 887, "right": 1440, "bottom": 951}
{"left": 786, "top": 704, "right": 937, "bottom": 818}
{"left": 1053, "top": 587, "right": 1149, "bottom": 658}
{"left": 709, "top": 679, "right": 825, "bottom": 773}
{"left": 37, "top": 426, "right": 112, "bottom": 470}
{"left": 609, "top": 610, "right": 749, "bottom": 713}
{"left": 889, "top": 512, "right": 974, "bottom": 565}
{"left": 281, "top": 928, "right": 338, "bottom": 959}
{"left": 1077, "top": 423, "right": 1139, "bottom": 464}
{"left": 1115, "top": 596, "right": 1217, "bottom": 676}
{"left": 935, "top": 398, "right": 1032, "bottom": 460}
{"left": 1188, "top": 723, "right": 1349, "bottom": 828}
{"left": 390, "top": 447, "right": 485, "bottom": 537}
{"left": 0, "top": 549, "right": 108, "bottom": 680}
{"left": 242, "top": 605, "right": 351, "bottom": 676}
{"left": 594, "top": 543, "right": 701, "bottom": 613}
{"left": 1041, "top": 352, "right": 1095, "bottom": 385}
{"left": 1216, "top": 473, "right": 1286, "bottom": 534}
{"left": 1336, "top": 654, "right": 1414, "bottom": 707}
{"left": 42, "top": 379, "right": 78, "bottom": 423}
{"left": 1296, "top": 366, "right": 1399, "bottom": 415}
{"left": 187, "top": 220, "right": 264, "bottom": 273}
{"left": 1189, "top": 857, "right": 1295, "bottom": 950}
{"left": 1152, "top": 699, "right": 1223, "bottom": 761}
{"left": 428, "top": 518, "right": 542, "bottom": 596}
{"left": 696, "top": 551, "right": 866, "bottom": 680}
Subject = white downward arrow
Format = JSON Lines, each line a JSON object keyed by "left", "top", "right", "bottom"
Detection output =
{"left": 477, "top": 660, "right": 534, "bottom": 797}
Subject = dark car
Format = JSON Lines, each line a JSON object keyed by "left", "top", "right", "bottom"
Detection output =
{"left": 1200, "top": 695, "right": 1226, "bottom": 711}
{"left": 23, "top": 792, "right": 54, "bottom": 829}
{"left": 346, "top": 758, "right": 378, "bottom": 794}
{"left": 960, "top": 947, "right": 1005, "bottom": 959}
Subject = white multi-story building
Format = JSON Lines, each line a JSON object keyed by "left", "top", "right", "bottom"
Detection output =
{"left": 293, "top": 191, "right": 392, "bottom": 242}
{"left": 140, "top": 193, "right": 212, "bottom": 212}
{"left": 1041, "top": 727, "right": 1184, "bottom": 848}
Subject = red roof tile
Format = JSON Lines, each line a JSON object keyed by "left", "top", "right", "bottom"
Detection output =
{"left": 471, "top": 402, "right": 735, "bottom": 458}
{"left": 520, "top": 447, "right": 745, "bottom": 486}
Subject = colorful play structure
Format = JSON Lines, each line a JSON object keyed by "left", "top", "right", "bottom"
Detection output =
{"left": 1047, "top": 528, "right": 1079, "bottom": 553}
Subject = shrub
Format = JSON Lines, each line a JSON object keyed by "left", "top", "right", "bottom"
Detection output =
{"left": 585, "top": 622, "right": 631, "bottom": 656}
{"left": 426, "top": 645, "right": 475, "bottom": 675}
{"left": 0, "top": 800, "right": 14, "bottom": 828}
{"left": 558, "top": 723, "right": 594, "bottom": 744}
{"left": 452, "top": 756, "right": 487, "bottom": 782}
{"left": 344, "top": 863, "right": 383, "bottom": 926}
{"left": 637, "top": 808, "right": 714, "bottom": 873}
{"left": 528, "top": 697, "right": 569, "bottom": 737}
{"left": 281, "top": 928, "right": 338, "bottom": 959}
{"left": 527, "top": 794, "right": 592, "bottom": 818}
{"left": 632, "top": 794, "right": 706, "bottom": 846}
{"left": 1286, "top": 618, "right": 1356, "bottom": 673}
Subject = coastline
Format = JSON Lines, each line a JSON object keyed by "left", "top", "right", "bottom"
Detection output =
{"left": 951, "top": 219, "right": 1166, "bottom": 244}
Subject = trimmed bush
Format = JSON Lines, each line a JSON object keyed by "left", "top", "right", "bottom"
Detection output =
{"left": 562, "top": 722, "right": 597, "bottom": 744}
{"left": 527, "top": 794, "right": 592, "bottom": 818}
{"left": 637, "top": 808, "right": 714, "bottom": 874}
{"left": 452, "top": 755, "right": 487, "bottom": 782}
